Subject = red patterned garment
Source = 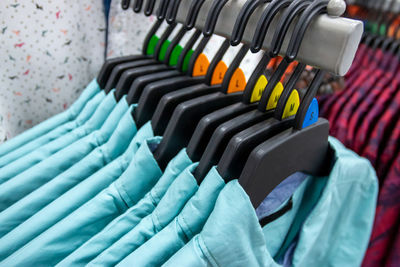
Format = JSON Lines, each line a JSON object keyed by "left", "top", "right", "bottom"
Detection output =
{"left": 363, "top": 153, "right": 400, "bottom": 267}
{"left": 318, "top": 45, "right": 400, "bottom": 267}
{"left": 341, "top": 53, "right": 397, "bottom": 148}
{"left": 353, "top": 59, "right": 400, "bottom": 155}
{"left": 327, "top": 49, "right": 385, "bottom": 137}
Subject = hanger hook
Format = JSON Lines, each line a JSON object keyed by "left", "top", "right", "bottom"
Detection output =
{"left": 203, "top": 0, "right": 229, "bottom": 37}
{"left": 270, "top": 0, "right": 314, "bottom": 58}
{"left": 250, "top": 0, "right": 292, "bottom": 53}
{"left": 231, "top": 0, "right": 272, "bottom": 46}
{"left": 185, "top": 0, "right": 206, "bottom": 30}
{"left": 286, "top": 0, "right": 330, "bottom": 61}
{"left": 166, "top": 0, "right": 182, "bottom": 24}
{"left": 122, "top": 0, "right": 131, "bottom": 10}
{"left": 157, "top": 0, "right": 171, "bottom": 20}
{"left": 133, "top": 0, "right": 143, "bottom": 12}
{"left": 144, "top": 0, "right": 157, "bottom": 15}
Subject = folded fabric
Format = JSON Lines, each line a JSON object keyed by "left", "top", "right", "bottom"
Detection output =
{"left": 0, "top": 106, "right": 137, "bottom": 237}
{"left": 58, "top": 148, "right": 193, "bottom": 266}
{"left": 0, "top": 90, "right": 114, "bottom": 182}
{"left": 163, "top": 137, "right": 378, "bottom": 267}
{"left": 88, "top": 163, "right": 199, "bottom": 266}
{"left": 1, "top": 138, "right": 163, "bottom": 266}
{"left": 0, "top": 94, "right": 128, "bottom": 211}
{"left": 0, "top": 82, "right": 103, "bottom": 169}
{"left": 117, "top": 166, "right": 225, "bottom": 267}
{"left": 0, "top": 124, "right": 154, "bottom": 259}
{"left": 0, "top": 79, "right": 100, "bottom": 158}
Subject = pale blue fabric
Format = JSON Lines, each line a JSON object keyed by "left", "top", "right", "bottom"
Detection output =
{"left": 0, "top": 79, "right": 100, "bottom": 159}
{"left": 0, "top": 94, "right": 128, "bottom": 211}
{"left": 0, "top": 125, "right": 155, "bottom": 260}
{"left": 118, "top": 167, "right": 225, "bottom": 267}
{"left": 163, "top": 137, "right": 378, "bottom": 267}
{"left": 0, "top": 81, "right": 103, "bottom": 169}
{"left": 89, "top": 163, "right": 199, "bottom": 267}
{"left": 0, "top": 106, "right": 137, "bottom": 238}
{"left": 1, "top": 138, "right": 163, "bottom": 266}
{"left": 0, "top": 90, "right": 113, "bottom": 183}
{"left": 58, "top": 149, "right": 193, "bottom": 266}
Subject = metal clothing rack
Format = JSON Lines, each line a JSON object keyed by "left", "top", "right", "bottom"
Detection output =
{"left": 170, "top": 0, "right": 363, "bottom": 75}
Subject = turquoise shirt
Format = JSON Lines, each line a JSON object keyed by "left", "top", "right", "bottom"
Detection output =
{"left": 163, "top": 137, "right": 378, "bottom": 267}
{"left": 0, "top": 95, "right": 128, "bottom": 211}
{"left": 0, "top": 81, "right": 103, "bottom": 169}
{"left": 57, "top": 149, "right": 193, "bottom": 267}
{"left": 89, "top": 163, "right": 199, "bottom": 267}
{"left": 0, "top": 125, "right": 155, "bottom": 260}
{"left": 0, "top": 79, "right": 100, "bottom": 159}
{"left": 0, "top": 90, "right": 113, "bottom": 183}
{"left": 118, "top": 166, "right": 225, "bottom": 267}
{"left": 1, "top": 138, "right": 163, "bottom": 266}
{"left": 0, "top": 107, "right": 137, "bottom": 238}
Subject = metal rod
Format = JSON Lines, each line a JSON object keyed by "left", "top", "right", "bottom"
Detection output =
{"left": 175, "top": 0, "right": 363, "bottom": 75}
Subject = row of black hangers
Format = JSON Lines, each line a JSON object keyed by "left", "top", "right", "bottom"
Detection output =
{"left": 97, "top": 0, "right": 335, "bottom": 208}
{"left": 357, "top": 0, "right": 400, "bottom": 55}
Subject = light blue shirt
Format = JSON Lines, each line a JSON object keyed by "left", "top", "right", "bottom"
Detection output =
{"left": 0, "top": 79, "right": 100, "bottom": 159}
{"left": 162, "top": 137, "right": 378, "bottom": 267}
{"left": 0, "top": 106, "right": 137, "bottom": 238}
{"left": 89, "top": 163, "right": 199, "bottom": 267}
{"left": 58, "top": 149, "right": 193, "bottom": 266}
{"left": 0, "top": 124, "right": 155, "bottom": 260}
{"left": 0, "top": 80, "right": 103, "bottom": 169}
{"left": 1, "top": 138, "right": 163, "bottom": 266}
{"left": 117, "top": 166, "right": 225, "bottom": 267}
{"left": 0, "top": 94, "right": 128, "bottom": 211}
{"left": 0, "top": 90, "right": 114, "bottom": 183}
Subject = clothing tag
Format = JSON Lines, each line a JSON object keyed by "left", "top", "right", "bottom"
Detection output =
{"left": 158, "top": 40, "right": 171, "bottom": 61}
{"left": 146, "top": 35, "right": 159, "bottom": 55}
{"left": 250, "top": 74, "right": 268, "bottom": 103}
{"left": 227, "top": 68, "right": 246, "bottom": 93}
{"left": 302, "top": 98, "right": 319, "bottom": 129}
{"left": 211, "top": 61, "right": 228, "bottom": 85}
{"left": 266, "top": 82, "right": 284, "bottom": 110}
{"left": 282, "top": 90, "right": 300, "bottom": 119}
{"left": 181, "top": 50, "right": 194, "bottom": 72}
{"left": 192, "top": 53, "right": 210, "bottom": 77}
{"left": 169, "top": 45, "right": 183, "bottom": 66}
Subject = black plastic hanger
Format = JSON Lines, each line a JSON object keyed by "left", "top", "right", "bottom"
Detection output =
{"left": 185, "top": 0, "right": 206, "bottom": 30}
{"left": 203, "top": 0, "right": 229, "bottom": 37}
{"left": 135, "top": 43, "right": 248, "bottom": 129}
{"left": 122, "top": 0, "right": 131, "bottom": 10}
{"left": 114, "top": 0, "right": 205, "bottom": 100}
{"left": 125, "top": 33, "right": 207, "bottom": 105}
{"left": 194, "top": 0, "right": 302, "bottom": 181}
{"left": 153, "top": 0, "right": 261, "bottom": 170}
{"left": 186, "top": 0, "right": 278, "bottom": 165}
{"left": 96, "top": 19, "right": 162, "bottom": 89}
{"left": 144, "top": 0, "right": 157, "bottom": 15}
{"left": 113, "top": 24, "right": 185, "bottom": 100}
{"left": 251, "top": 0, "right": 293, "bottom": 53}
{"left": 103, "top": 22, "right": 177, "bottom": 93}
{"left": 230, "top": 0, "right": 272, "bottom": 46}
{"left": 151, "top": 0, "right": 268, "bottom": 137}
{"left": 97, "top": 0, "right": 170, "bottom": 89}
{"left": 151, "top": 39, "right": 231, "bottom": 136}
{"left": 215, "top": 0, "right": 325, "bottom": 183}
{"left": 133, "top": 0, "right": 143, "bottom": 12}
{"left": 236, "top": 0, "right": 334, "bottom": 208}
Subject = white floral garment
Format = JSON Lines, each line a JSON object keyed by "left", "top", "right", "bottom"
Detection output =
{"left": 0, "top": 0, "right": 106, "bottom": 143}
